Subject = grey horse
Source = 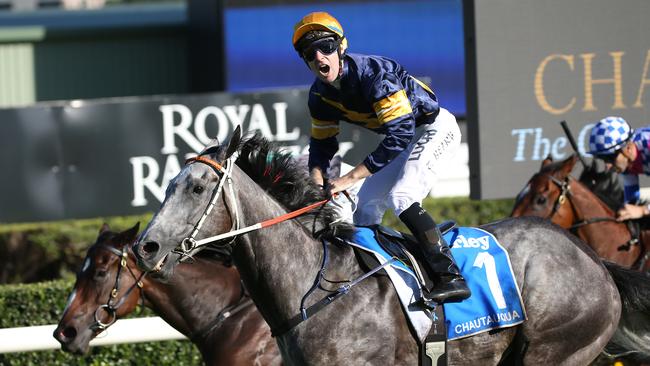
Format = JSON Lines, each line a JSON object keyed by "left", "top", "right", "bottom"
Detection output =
{"left": 133, "top": 128, "right": 650, "bottom": 365}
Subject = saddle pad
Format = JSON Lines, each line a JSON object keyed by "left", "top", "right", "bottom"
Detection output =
{"left": 443, "top": 227, "right": 527, "bottom": 340}
{"left": 347, "top": 227, "right": 433, "bottom": 342}
{"left": 347, "top": 226, "right": 527, "bottom": 342}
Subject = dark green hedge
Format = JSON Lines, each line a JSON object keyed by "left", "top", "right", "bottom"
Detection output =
{"left": 384, "top": 197, "right": 515, "bottom": 230}
{"left": 0, "top": 213, "right": 153, "bottom": 284}
{"left": 0, "top": 280, "right": 201, "bottom": 365}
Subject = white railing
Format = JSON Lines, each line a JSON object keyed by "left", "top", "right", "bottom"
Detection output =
{"left": 0, "top": 317, "right": 186, "bottom": 354}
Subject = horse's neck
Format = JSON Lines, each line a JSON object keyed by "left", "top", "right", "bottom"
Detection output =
{"left": 570, "top": 179, "right": 617, "bottom": 219}
{"left": 230, "top": 168, "right": 327, "bottom": 329}
{"left": 569, "top": 179, "right": 631, "bottom": 243}
{"left": 141, "top": 258, "right": 241, "bottom": 339}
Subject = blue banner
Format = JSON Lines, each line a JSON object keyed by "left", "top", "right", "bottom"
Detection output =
{"left": 225, "top": 0, "right": 466, "bottom": 116}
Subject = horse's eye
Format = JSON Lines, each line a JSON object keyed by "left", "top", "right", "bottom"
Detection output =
{"left": 193, "top": 186, "right": 204, "bottom": 194}
{"left": 535, "top": 196, "right": 547, "bottom": 205}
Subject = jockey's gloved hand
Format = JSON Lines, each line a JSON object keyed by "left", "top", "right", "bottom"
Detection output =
{"left": 322, "top": 180, "right": 334, "bottom": 198}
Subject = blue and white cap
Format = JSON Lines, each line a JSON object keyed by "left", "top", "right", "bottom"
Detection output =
{"left": 588, "top": 116, "right": 633, "bottom": 156}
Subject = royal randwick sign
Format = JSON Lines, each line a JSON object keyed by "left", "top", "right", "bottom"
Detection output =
{"left": 464, "top": 0, "right": 650, "bottom": 199}
{"left": 0, "top": 89, "right": 378, "bottom": 222}
{"left": 130, "top": 102, "right": 305, "bottom": 207}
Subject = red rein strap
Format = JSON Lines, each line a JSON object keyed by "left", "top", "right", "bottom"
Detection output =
{"left": 260, "top": 198, "right": 330, "bottom": 228}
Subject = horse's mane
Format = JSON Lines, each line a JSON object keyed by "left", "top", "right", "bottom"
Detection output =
{"left": 208, "top": 132, "right": 355, "bottom": 240}
{"left": 539, "top": 159, "right": 569, "bottom": 175}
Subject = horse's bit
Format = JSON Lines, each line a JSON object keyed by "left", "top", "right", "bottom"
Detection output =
{"left": 93, "top": 244, "right": 146, "bottom": 330}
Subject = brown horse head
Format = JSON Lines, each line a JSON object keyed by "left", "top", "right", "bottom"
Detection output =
{"left": 511, "top": 154, "right": 579, "bottom": 226}
{"left": 53, "top": 222, "right": 281, "bottom": 365}
{"left": 53, "top": 222, "right": 142, "bottom": 354}
{"left": 512, "top": 154, "right": 643, "bottom": 268}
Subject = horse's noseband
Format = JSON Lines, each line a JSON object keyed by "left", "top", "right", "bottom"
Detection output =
{"left": 173, "top": 154, "right": 240, "bottom": 260}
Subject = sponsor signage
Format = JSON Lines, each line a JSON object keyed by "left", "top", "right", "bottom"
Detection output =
{"left": 0, "top": 89, "right": 379, "bottom": 222}
{"left": 464, "top": 0, "right": 650, "bottom": 199}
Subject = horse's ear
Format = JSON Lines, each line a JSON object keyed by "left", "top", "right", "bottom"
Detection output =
{"left": 99, "top": 223, "right": 110, "bottom": 234}
{"left": 560, "top": 154, "right": 579, "bottom": 175}
{"left": 541, "top": 155, "right": 553, "bottom": 168}
{"left": 120, "top": 222, "right": 140, "bottom": 243}
{"left": 224, "top": 125, "right": 242, "bottom": 159}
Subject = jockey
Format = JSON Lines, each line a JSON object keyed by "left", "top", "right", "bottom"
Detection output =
{"left": 588, "top": 116, "right": 650, "bottom": 221}
{"left": 292, "top": 11, "right": 471, "bottom": 304}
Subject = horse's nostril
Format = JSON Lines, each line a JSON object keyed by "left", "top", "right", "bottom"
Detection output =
{"left": 59, "top": 327, "right": 77, "bottom": 342}
{"left": 142, "top": 241, "right": 160, "bottom": 255}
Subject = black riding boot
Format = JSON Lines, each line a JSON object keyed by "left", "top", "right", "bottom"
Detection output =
{"left": 399, "top": 202, "right": 471, "bottom": 304}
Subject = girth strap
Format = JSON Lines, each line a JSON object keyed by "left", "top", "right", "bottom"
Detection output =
{"left": 271, "top": 254, "right": 399, "bottom": 337}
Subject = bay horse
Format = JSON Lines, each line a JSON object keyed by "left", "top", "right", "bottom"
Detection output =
{"left": 133, "top": 128, "right": 650, "bottom": 365}
{"left": 511, "top": 154, "right": 650, "bottom": 271}
{"left": 53, "top": 222, "right": 282, "bottom": 366}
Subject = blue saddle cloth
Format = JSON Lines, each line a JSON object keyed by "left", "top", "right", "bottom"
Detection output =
{"left": 349, "top": 225, "right": 526, "bottom": 340}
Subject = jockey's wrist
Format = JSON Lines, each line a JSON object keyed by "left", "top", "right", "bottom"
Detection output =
{"left": 644, "top": 204, "right": 650, "bottom": 216}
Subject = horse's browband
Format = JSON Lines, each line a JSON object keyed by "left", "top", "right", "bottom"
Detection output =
{"left": 186, "top": 156, "right": 226, "bottom": 174}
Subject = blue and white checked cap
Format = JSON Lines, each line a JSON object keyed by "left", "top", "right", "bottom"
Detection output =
{"left": 588, "top": 116, "right": 633, "bottom": 156}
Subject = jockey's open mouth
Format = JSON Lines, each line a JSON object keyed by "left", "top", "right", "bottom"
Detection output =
{"left": 319, "top": 64, "right": 330, "bottom": 75}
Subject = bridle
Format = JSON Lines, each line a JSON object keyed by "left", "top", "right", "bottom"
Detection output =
{"left": 93, "top": 244, "right": 146, "bottom": 331}
{"left": 163, "top": 153, "right": 333, "bottom": 262}
{"left": 169, "top": 154, "right": 241, "bottom": 262}
{"left": 546, "top": 175, "right": 572, "bottom": 220}
{"left": 546, "top": 174, "right": 619, "bottom": 228}
{"left": 164, "top": 153, "right": 383, "bottom": 337}
{"left": 546, "top": 174, "right": 640, "bottom": 251}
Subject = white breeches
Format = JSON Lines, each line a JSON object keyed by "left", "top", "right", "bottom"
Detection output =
{"left": 353, "top": 108, "right": 461, "bottom": 225}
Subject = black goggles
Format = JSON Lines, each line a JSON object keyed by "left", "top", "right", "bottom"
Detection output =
{"left": 301, "top": 38, "right": 340, "bottom": 62}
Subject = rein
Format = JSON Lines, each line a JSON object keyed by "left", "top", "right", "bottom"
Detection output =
{"left": 172, "top": 154, "right": 331, "bottom": 257}
{"left": 93, "top": 244, "right": 146, "bottom": 331}
{"left": 174, "top": 153, "right": 386, "bottom": 337}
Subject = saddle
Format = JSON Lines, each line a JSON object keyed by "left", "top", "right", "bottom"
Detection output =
{"left": 355, "top": 221, "right": 457, "bottom": 292}
{"left": 347, "top": 221, "right": 457, "bottom": 366}
{"left": 338, "top": 221, "right": 526, "bottom": 365}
